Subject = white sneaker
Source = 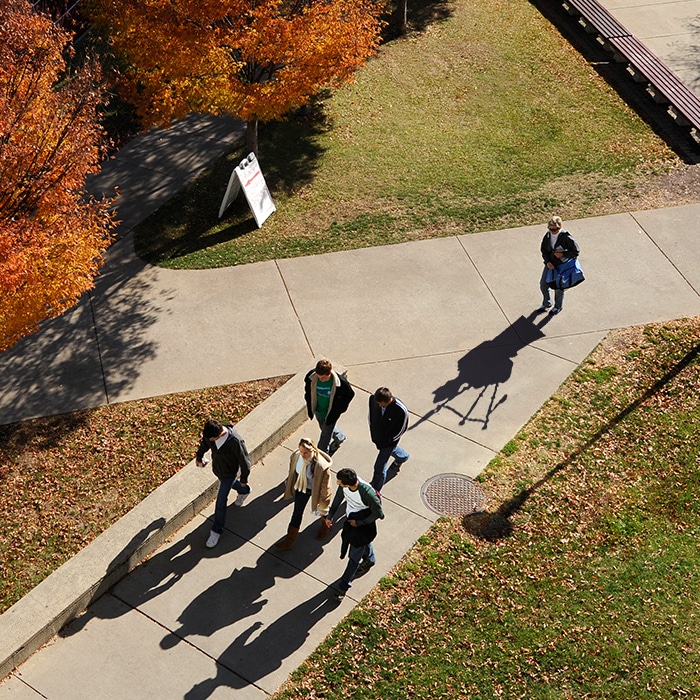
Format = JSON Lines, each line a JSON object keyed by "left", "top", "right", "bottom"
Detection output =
{"left": 234, "top": 491, "right": 250, "bottom": 507}
{"left": 206, "top": 530, "right": 221, "bottom": 548}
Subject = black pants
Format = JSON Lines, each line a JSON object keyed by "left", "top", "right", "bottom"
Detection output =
{"left": 290, "top": 489, "right": 312, "bottom": 528}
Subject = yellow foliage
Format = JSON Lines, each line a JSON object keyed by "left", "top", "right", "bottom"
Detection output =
{"left": 86, "top": 0, "right": 384, "bottom": 127}
{"left": 0, "top": 0, "right": 115, "bottom": 351}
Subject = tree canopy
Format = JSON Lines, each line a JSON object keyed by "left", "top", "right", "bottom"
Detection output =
{"left": 0, "top": 0, "right": 115, "bottom": 351}
{"left": 86, "top": 0, "right": 384, "bottom": 153}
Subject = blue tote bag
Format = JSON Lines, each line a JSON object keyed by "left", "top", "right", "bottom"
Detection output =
{"left": 546, "top": 258, "right": 585, "bottom": 290}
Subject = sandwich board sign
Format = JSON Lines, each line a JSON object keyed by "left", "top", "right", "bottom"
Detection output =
{"left": 218, "top": 152, "right": 276, "bottom": 227}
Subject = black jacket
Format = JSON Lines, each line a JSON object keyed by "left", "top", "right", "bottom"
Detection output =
{"left": 541, "top": 229, "right": 579, "bottom": 267}
{"left": 304, "top": 369, "right": 355, "bottom": 424}
{"left": 368, "top": 396, "right": 409, "bottom": 449}
{"left": 195, "top": 425, "right": 251, "bottom": 482}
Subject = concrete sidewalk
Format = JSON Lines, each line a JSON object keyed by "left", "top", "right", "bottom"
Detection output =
{"left": 1, "top": 195, "right": 699, "bottom": 696}
{"left": 1, "top": 34, "right": 700, "bottom": 700}
{"left": 598, "top": 0, "right": 700, "bottom": 94}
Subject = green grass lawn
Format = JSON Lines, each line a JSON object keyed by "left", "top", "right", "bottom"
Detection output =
{"left": 273, "top": 318, "right": 700, "bottom": 699}
{"left": 133, "top": 0, "right": 675, "bottom": 269}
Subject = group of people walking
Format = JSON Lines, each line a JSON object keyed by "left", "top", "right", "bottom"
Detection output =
{"left": 195, "top": 215, "right": 581, "bottom": 598}
{"left": 195, "top": 358, "right": 411, "bottom": 600}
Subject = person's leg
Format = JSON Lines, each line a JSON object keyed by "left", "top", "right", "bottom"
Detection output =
{"left": 316, "top": 416, "right": 334, "bottom": 453}
{"left": 212, "top": 478, "right": 234, "bottom": 534}
{"left": 362, "top": 542, "right": 375, "bottom": 566}
{"left": 539, "top": 266, "right": 552, "bottom": 308}
{"left": 232, "top": 478, "right": 252, "bottom": 506}
{"left": 289, "top": 489, "right": 312, "bottom": 528}
{"left": 339, "top": 543, "right": 366, "bottom": 591}
{"left": 275, "top": 489, "right": 310, "bottom": 550}
{"left": 370, "top": 446, "right": 394, "bottom": 491}
{"left": 553, "top": 287, "right": 565, "bottom": 311}
{"left": 328, "top": 425, "right": 346, "bottom": 455}
{"left": 391, "top": 444, "right": 409, "bottom": 466}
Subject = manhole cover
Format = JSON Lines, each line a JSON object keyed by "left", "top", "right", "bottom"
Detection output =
{"left": 421, "top": 473, "right": 487, "bottom": 516}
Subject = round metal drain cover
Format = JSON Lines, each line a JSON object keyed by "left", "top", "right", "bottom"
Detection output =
{"left": 421, "top": 473, "right": 487, "bottom": 516}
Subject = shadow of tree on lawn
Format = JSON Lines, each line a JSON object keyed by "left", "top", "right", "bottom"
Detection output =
{"left": 463, "top": 341, "right": 700, "bottom": 541}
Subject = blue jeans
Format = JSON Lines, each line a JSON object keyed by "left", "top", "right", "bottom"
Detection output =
{"left": 316, "top": 416, "right": 345, "bottom": 455}
{"left": 340, "top": 542, "right": 375, "bottom": 591}
{"left": 212, "top": 478, "right": 251, "bottom": 534}
{"left": 540, "top": 266, "right": 564, "bottom": 310}
{"left": 370, "top": 445, "right": 410, "bottom": 491}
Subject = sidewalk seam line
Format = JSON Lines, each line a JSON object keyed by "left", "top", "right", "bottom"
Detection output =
{"left": 630, "top": 212, "right": 700, "bottom": 297}
{"left": 456, "top": 235, "right": 511, "bottom": 325}
{"left": 274, "top": 259, "right": 315, "bottom": 356}
{"left": 87, "top": 289, "right": 110, "bottom": 405}
{"left": 109, "top": 592, "right": 269, "bottom": 695}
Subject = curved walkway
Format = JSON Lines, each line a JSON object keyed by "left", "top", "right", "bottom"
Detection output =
{"left": 1, "top": 107, "right": 699, "bottom": 698}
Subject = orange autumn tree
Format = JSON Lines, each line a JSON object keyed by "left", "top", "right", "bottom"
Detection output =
{"left": 86, "top": 0, "right": 384, "bottom": 154}
{"left": 0, "top": 0, "right": 115, "bottom": 351}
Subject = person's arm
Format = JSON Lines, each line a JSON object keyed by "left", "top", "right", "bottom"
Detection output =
{"left": 237, "top": 435, "right": 251, "bottom": 484}
{"left": 368, "top": 396, "right": 380, "bottom": 446}
{"left": 353, "top": 483, "right": 384, "bottom": 525}
{"left": 195, "top": 436, "right": 209, "bottom": 467}
{"left": 541, "top": 234, "right": 550, "bottom": 264}
{"left": 324, "top": 484, "right": 345, "bottom": 525}
{"left": 389, "top": 401, "right": 409, "bottom": 443}
{"left": 327, "top": 375, "right": 355, "bottom": 423}
{"left": 564, "top": 232, "right": 580, "bottom": 258}
{"left": 316, "top": 467, "right": 333, "bottom": 516}
{"left": 304, "top": 371, "right": 314, "bottom": 419}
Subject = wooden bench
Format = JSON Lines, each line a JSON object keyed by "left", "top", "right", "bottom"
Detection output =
{"left": 609, "top": 36, "right": 700, "bottom": 128}
{"left": 560, "top": 0, "right": 700, "bottom": 146}
{"left": 562, "top": 0, "right": 630, "bottom": 39}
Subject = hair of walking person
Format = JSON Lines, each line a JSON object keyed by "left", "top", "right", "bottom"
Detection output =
{"left": 315, "top": 358, "right": 332, "bottom": 375}
{"left": 202, "top": 419, "right": 224, "bottom": 440}
{"left": 374, "top": 387, "right": 393, "bottom": 404}
{"left": 336, "top": 468, "right": 358, "bottom": 486}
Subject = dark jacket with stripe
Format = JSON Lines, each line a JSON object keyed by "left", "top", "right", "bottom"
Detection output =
{"left": 368, "top": 396, "right": 409, "bottom": 449}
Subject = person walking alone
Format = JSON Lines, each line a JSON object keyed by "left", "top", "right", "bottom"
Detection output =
{"left": 368, "top": 387, "right": 410, "bottom": 492}
{"left": 275, "top": 438, "right": 333, "bottom": 550}
{"left": 195, "top": 419, "right": 252, "bottom": 549}
{"left": 538, "top": 215, "right": 580, "bottom": 316}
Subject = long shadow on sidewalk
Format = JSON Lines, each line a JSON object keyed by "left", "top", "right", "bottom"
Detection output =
{"left": 185, "top": 588, "right": 340, "bottom": 699}
{"left": 410, "top": 311, "right": 553, "bottom": 433}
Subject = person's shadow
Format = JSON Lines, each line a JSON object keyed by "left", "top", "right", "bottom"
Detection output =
{"left": 60, "top": 480, "right": 287, "bottom": 638}
{"left": 158, "top": 514, "right": 335, "bottom": 650}
{"left": 184, "top": 589, "right": 340, "bottom": 699}
{"left": 412, "top": 311, "right": 550, "bottom": 432}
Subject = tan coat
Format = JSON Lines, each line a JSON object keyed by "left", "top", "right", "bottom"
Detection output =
{"left": 283, "top": 449, "right": 333, "bottom": 516}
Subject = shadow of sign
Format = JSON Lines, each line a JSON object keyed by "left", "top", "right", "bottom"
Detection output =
{"left": 412, "top": 312, "right": 549, "bottom": 432}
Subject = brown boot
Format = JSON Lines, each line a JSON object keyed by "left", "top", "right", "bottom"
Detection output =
{"left": 275, "top": 526, "right": 299, "bottom": 550}
{"left": 316, "top": 517, "right": 331, "bottom": 541}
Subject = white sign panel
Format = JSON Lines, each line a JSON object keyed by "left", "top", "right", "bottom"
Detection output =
{"left": 218, "top": 153, "right": 276, "bottom": 228}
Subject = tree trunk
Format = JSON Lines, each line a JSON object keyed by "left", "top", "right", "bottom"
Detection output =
{"left": 397, "top": 0, "right": 408, "bottom": 35}
{"left": 245, "top": 118, "right": 259, "bottom": 157}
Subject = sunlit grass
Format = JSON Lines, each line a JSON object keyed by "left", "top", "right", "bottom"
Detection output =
{"left": 134, "top": 0, "right": 674, "bottom": 269}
